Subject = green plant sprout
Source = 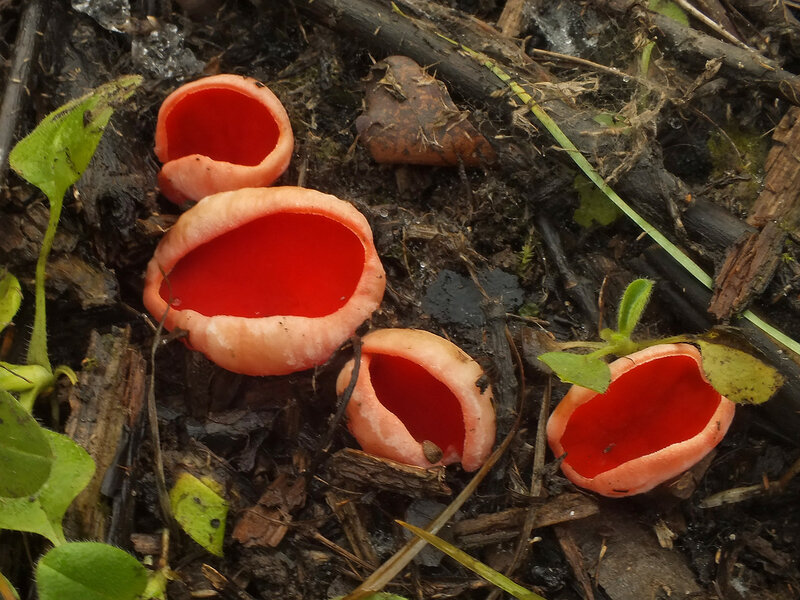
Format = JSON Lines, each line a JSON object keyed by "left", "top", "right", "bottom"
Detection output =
{"left": 0, "top": 76, "right": 170, "bottom": 600}
{"left": 538, "top": 279, "right": 784, "bottom": 405}
{"left": 1, "top": 75, "right": 141, "bottom": 411}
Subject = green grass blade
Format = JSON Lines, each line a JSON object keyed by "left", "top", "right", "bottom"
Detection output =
{"left": 398, "top": 521, "right": 547, "bottom": 600}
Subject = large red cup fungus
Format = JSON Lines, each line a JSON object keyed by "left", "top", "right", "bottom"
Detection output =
{"left": 547, "top": 343, "right": 736, "bottom": 497}
{"left": 154, "top": 74, "right": 294, "bottom": 205}
{"left": 337, "top": 329, "right": 496, "bottom": 472}
{"left": 142, "top": 186, "right": 386, "bottom": 376}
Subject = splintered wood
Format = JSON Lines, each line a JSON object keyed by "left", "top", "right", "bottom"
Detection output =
{"left": 709, "top": 106, "right": 800, "bottom": 320}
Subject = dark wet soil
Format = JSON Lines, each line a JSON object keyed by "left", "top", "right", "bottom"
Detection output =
{"left": 2, "top": 1, "right": 800, "bottom": 599}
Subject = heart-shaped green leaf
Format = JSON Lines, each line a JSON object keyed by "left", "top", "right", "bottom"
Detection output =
{"left": 538, "top": 352, "right": 611, "bottom": 392}
{"left": 696, "top": 341, "right": 784, "bottom": 405}
{"left": 170, "top": 472, "right": 228, "bottom": 556}
{"left": 0, "top": 390, "right": 53, "bottom": 498}
{"left": 36, "top": 542, "right": 147, "bottom": 600}
{"left": 0, "top": 429, "right": 94, "bottom": 545}
{"left": 616, "top": 278, "right": 653, "bottom": 338}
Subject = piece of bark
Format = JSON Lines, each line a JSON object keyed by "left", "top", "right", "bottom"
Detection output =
{"left": 327, "top": 448, "right": 452, "bottom": 498}
{"left": 496, "top": 0, "right": 534, "bottom": 38}
{"left": 64, "top": 326, "right": 146, "bottom": 541}
{"left": 709, "top": 222, "right": 786, "bottom": 319}
{"left": 450, "top": 493, "right": 599, "bottom": 548}
{"left": 747, "top": 107, "right": 800, "bottom": 230}
{"left": 232, "top": 472, "right": 307, "bottom": 548}
{"left": 325, "top": 490, "right": 379, "bottom": 567}
{"left": 709, "top": 107, "right": 800, "bottom": 319}
{"left": 554, "top": 524, "right": 595, "bottom": 600}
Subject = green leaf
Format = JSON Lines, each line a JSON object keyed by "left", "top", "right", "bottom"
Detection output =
{"left": 0, "top": 390, "right": 53, "bottom": 498}
{"left": 36, "top": 542, "right": 147, "bottom": 600}
{"left": 398, "top": 521, "right": 547, "bottom": 600}
{"left": 0, "top": 362, "right": 54, "bottom": 392}
{"left": 1, "top": 570, "right": 21, "bottom": 600}
{"left": 538, "top": 352, "right": 610, "bottom": 392}
{"left": 696, "top": 341, "right": 784, "bottom": 405}
{"left": 0, "top": 271, "right": 21, "bottom": 332}
{"left": 648, "top": 0, "right": 689, "bottom": 25}
{"left": 169, "top": 472, "right": 228, "bottom": 556}
{"left": 9, "top": 75, "right": 141, "bottom": 371}
{"left": 9, "top": 75, "right": 142, "bottom": 205}
{"left": 0, "top": 429, "right": 94, "bottom": 545}
{"left": 616, "top": 278, "right": 654, "bottom": 338}
{"left": 573, "top": 174, "right": 622, "bottom": 228}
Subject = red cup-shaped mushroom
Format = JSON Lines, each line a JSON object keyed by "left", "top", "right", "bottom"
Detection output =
{"left": 155, "top": 74, "right": 294, "bottom": 204}
{"left": 142, "top": 186, "right": 386, "bottom": 376}
{"left": 547, "top": 343, "right": 735, "bottom": 497}
{"left": 337, "top": 329, "right": 496, "bottom": 472}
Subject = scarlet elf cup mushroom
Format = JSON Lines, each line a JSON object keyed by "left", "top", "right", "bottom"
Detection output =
{"left": 154, "top": 74, "right": 294, "bottom": 205}
{"left": 337, "top": 328, "right": 496, "bottom": 472}
{"left": 142, "top": 186, "right": 386, "bottom": 376}
{"left": 547, "top": 343, "right": 735, "bottom": 497}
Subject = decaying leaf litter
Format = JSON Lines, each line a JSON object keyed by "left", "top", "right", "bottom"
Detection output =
{"left": 2, "top": 0, "right": 800, "bottom": 598}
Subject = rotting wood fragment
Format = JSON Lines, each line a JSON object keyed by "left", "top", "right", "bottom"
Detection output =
{"left": 325, "top": 490, "right": 379, "bottom": 567}
{"left": 450, "top": 493, "right": 599, "bottom": 548}
{"left": 63, "top": 326, "right": 146, "bottom": 541}
{"left": 710, "top": 107, "right": 800, "bottom": 319}
{"left": 232, "top": 472, "right": 307, "bottom": 548}
{"left": 327, "top": 448, "right": 452, "bottom": 498}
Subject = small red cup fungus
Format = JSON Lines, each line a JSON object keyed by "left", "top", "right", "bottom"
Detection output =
{"left": 154, "top": 74, "right": 294, "bottom": 205}
{"left": 337, "top": 328, "right": 496, "bottom": 472}
{"left": 547, "top": 343, "right": 735, "bottom": 497}
{"left": 142, "top": 186, "right": 386, "bottom": 376}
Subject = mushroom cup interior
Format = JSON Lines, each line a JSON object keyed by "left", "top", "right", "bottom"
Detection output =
{"left": 560, "top": 354, "right": 723, "bottom": 479}
{"left": 160, "top": 212, "right": 366, "bottom": 318}
{"left": 368, "top": 353, "right": 466, "bottom": 457}
{"left": 163, "top": 88, "right": 280, "bottom": 165}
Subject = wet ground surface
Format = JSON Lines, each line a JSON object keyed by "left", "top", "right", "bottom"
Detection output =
{"left": 2, "top": 1, "right": 800, "bottom": 598}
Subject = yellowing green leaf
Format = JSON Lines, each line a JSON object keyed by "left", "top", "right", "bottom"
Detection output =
{"left": 170, "top": 472, "right": 228, "bottom": 556}
{"left": 696, "top": 341, "right": 784, "bottom": 405}
{"left": 0, "top": 571, "right": 20, "bottom": 600}
{"left": 36, "top": 542, "right": 147, "bottom": 600}
{"left": 538, "top": 352, "right": 611, "bottom": 392}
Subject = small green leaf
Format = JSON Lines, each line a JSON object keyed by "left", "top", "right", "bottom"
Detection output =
{"left": 9, "top": 75, "right": 142, "bottom": 205}
{"left": 617, "top": 278, "right": 654, "bottom": 338}
{"left": 398, "top": 521, "right": 547, "bottom": 600}
{"left": 696, "top": 341, "right": 784, "bottom": 405}
{"left": 1, "top": 570, "right": 20, "bottom": 600}
{"left": 0, "top": 390, "right": 53, "bottom": 498}
{"left": 170, "top": 472, "right": 228, "bottom": 556}
{"left": 538, "top": 352, "right": 611, "bottom": 392}
{"left": 0, "top": 429, "right": 94, "bottom": 545}
{"left": 36, "top": 542, "right": 147, "bottom": 600}
{"left": 573, "top": 174, "right": 622, "bottom": 228}
{"left": 648, "top": 0, "right": 689, "bottom": 25}
{"left": 0, "top": 271, "right": 21, "bottom": 332}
